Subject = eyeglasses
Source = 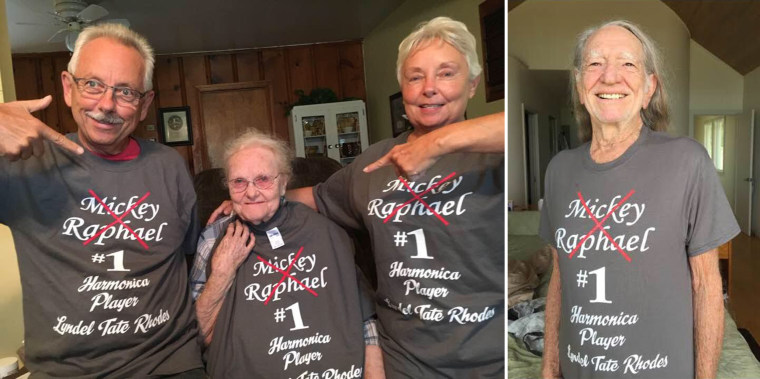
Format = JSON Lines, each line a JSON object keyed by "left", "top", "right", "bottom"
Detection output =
{"left": 227, "top": 174, "right": 280, "bottom": 193}
{"left": 68, "top": 72, "right": 148, "bottom": 106}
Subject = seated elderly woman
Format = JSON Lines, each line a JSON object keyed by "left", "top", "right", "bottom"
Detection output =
{"left": 190, "top": 130, "right": 375, "bottom": 377}
{"left": 208, "top": 17, "right": 505, "bottom": 377}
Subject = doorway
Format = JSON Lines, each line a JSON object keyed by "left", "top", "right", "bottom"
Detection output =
{"left": 524, "top": 110, "right": 540, "bottom": 207}
{"left": 197, "top": 81, "right": 277, "bottom": 169}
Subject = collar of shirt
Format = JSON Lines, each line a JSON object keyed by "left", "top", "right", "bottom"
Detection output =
{"left": 90, "top": 137, "right": 141, "bottom": 161}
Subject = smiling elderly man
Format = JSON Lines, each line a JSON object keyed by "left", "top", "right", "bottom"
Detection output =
{"left": 539, "top": 20, "right": 736, "bottom": 379}
{"left": 0, "top": 24, "right": 203, "bottom": 377}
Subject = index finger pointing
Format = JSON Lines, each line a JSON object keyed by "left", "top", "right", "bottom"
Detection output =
{"left": 363, "top": 153, "right": 391, "bottom": 173}
{"left": 18, "top": 95, "right": 53, "bottom": 113}
{"left": 39, "top": 125, "right": 84, "bottom": 155}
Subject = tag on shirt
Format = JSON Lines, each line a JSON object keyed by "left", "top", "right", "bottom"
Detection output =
{"left": 266, "top": 227, "right": 285, "bottom": 249}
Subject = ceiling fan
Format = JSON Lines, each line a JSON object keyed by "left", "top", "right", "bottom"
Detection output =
{"left": 18, "top": 1, "right": 130, "bottom": 52}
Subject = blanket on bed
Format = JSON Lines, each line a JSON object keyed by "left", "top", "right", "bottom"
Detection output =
{"left": 508, "top": 211, "right": 760, "bottom": 378}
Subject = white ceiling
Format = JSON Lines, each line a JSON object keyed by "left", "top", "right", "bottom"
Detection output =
{"left": 6, "top": 0, "right": 405, "bottom": 54}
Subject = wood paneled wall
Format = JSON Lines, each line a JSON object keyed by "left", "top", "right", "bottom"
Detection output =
{"left": 11, "top": 40, "right": 366, "bottom": 175}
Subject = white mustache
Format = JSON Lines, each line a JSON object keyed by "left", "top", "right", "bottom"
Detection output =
{"left": 86, "top": 111, "right": 125, "bottom": 125}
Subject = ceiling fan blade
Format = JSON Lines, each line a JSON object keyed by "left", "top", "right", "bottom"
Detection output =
{"left": 48, "top": 28, "right": 69, "bottom": 43}
{"left": 77, "top": 4, "right": 108, "bottom": 22}
{"left": 102, "top": 19, "right": 130, "bottom": 28}
{"left": 15, "top": 21, "right": 57, "bottom": 26}
{"left": 66, "top": 31, "right": 81, "bottom": 52}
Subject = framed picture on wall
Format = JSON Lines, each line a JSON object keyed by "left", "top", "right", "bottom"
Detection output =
{"left": 389, "top": 92, "right": 413, "bottom": 137}
{"left": 158, "top": 106, "right": 193, "bottom": 146}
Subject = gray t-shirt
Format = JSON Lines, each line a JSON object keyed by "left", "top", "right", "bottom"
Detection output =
{"left": 539, "top": 127, "right": 739, "bottom": 378}
{"left": 314, "top": 132, "right": 505, "bottom": 378}
{"left": 204, "top": 201, "right": 366, "bottom": 378}
{"left": 0, "top": 135, "right": 203, "bottom": 377}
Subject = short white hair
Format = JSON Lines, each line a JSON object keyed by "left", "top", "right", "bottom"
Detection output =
{"left": 67, "top": 23, "right": 155, "bottom": 91}
{"left": 223, "top": 129, "right": 293, "bottom": 180}
{"left": 396, "top": 16, "right": 482, "bottom": 85}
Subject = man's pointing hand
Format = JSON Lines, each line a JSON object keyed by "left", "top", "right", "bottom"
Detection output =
{"left": 0, "top": 95, "right": 84, "bottom": 161}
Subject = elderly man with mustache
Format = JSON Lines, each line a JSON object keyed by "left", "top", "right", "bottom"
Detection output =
{"left": 0, "top": 24, "right": 203, "bottom": 377}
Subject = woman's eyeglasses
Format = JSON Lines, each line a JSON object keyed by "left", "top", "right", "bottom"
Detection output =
{"left": 227, "top": 174, "right": 280, "bottom": 192}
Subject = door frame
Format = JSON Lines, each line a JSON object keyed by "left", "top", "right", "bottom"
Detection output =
{"left": 748, "top": 110, "right": 755, "bottom": 235}
{"left": 522, "top": 104, "right": 541, "bottom": 207}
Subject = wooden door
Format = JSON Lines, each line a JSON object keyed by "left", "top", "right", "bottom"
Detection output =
{"left": 196, "top": 81, "right": 277, "bottom": 169}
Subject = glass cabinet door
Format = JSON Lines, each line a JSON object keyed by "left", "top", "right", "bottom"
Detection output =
{"left": 336, "top": 111, "right": 362, "bottom": 165}
{"left": 290, "top": 101, "right": 367, "bottom": 165}
{"left": 301, "top": 115, "right": 326, "bottom": 158}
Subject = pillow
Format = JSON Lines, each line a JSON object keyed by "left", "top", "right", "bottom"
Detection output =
{"left": 508, "top": 211, "right": 541, "bottom": 235}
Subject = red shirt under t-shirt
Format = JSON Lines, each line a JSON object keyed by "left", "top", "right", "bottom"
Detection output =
{"left": 90, "top": 138, "right": 141, "bottom": 161}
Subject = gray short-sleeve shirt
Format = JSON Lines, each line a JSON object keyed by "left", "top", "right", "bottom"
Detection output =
{"left": 539, "top": 127, "right": 739, "bottom": 378}
{"left": 0, "top": 136, "right": 203, "bottom": 377}
{"left": 314, "top": 132, "right": 505, "bottom": 377}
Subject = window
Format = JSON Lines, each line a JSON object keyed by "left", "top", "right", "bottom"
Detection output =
{"left": 714, "top": 117, "right": 724, "bottom": 171}
{"left": 702, "top": 117, "right": 724, "bottom": 172}
{"left": 704, "top": 122, "right": 713, "bottom": 159}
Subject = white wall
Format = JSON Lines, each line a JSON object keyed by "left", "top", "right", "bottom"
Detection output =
{"left": 363, "top": 0, "right": 504, "bottom": 144}
{"left": 509, "top": 0, "right": 691, "bottom": 205}
{"left": 688, "top": 40, "right": 743, "bottom": 216}
{"left": 507, "top": 57, "right": 563, "bottom": 206}
{"left": 689, "top": 40, "right": 743, "bottom": 136}
{"left": 689, "top": 41, "right": 743, "bottom": 112}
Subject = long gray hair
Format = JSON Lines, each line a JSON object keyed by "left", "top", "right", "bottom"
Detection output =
{"left": 570, "top": 20, "right": 670, "bottom": 142}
